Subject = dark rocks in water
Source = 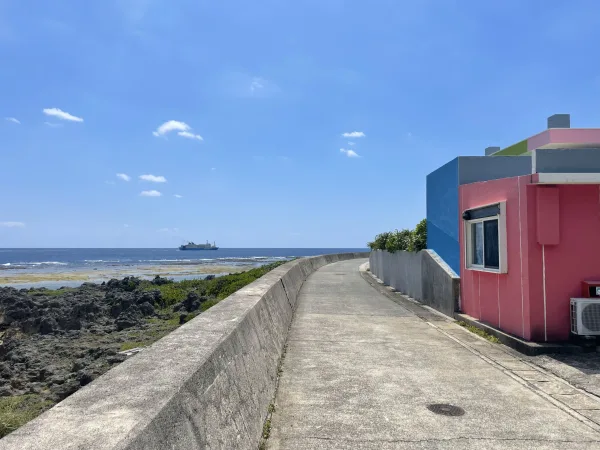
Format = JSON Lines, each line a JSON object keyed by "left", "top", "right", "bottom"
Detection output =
{"left": 116, "top": 305, "right": 143, "bottom": 331}
{"left": 56, "top": 316, "right": 82, "bottom": 332}
{"left": 0, "top": 385, "right": 12, "bottom": 397}
{"left": 52, "top": 380, "right": 80, "bottom": 401}
{"left": 119, "top": 296, "right": 135, "bottom": 311}
{"left": 76, "top": 370, "right": 94, "bottom": 386}
{"left": 184, "top": 292, "right": 201, "bottom": 312}
{"left": 39, "top": 317, "right": 58, "bottom": 335}
{"left": 107, "top": 354, "right": 127, "bottom": 364}
{"left": 151, "top": 275, "right": 172, "bottom": 286}
{"left": 3, "top": 298, "right": 34, "bottom": 324}
{"left": 0, "top": 272, "right": 217, "bottom": 412}
{"left": 138, "top": 301, "right": 155, "bottom": 316}
{"left": 181, "top": 292, "right": 207, "bottom": 313}
{"left": 106, "top": 276, "right": 141, "bottom": 292}
{"left": 110, "top": 303, "right": 122, "bottom": 318}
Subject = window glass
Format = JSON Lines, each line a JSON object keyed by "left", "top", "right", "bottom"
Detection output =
{"left": 484, "top": 219, "right": 499, "bottom": 269}
{"left": 471, "top": 222, "right": 483, "bottom": 266}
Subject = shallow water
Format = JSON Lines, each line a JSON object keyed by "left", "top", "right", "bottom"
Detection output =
{"left": 0, "top": 248, "right": 367, "bottom": 288}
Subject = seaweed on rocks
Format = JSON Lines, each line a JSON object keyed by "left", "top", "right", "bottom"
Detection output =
{"left": 0, "top": 261, "right": 286, "bottom": 438}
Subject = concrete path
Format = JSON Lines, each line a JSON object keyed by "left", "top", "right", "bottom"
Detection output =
{"left": 266, "top": 259, "right": 600, "bottom": 449}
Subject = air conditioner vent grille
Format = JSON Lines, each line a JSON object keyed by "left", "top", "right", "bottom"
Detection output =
{"left": 571, "top": 301, "right": 578, "bottom": 334}
{"left": 581, "top": 303, "right": 600, "bottom": 332}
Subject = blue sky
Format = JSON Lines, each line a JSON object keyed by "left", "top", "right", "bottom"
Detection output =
{"left": 2, "top": 0, "right": 600, "bottom": 248}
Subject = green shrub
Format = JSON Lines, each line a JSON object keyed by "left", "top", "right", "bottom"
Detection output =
{"left": 385, "top": 229, "right": 413, "bottom": 253}
{"left": 368, "top": 220, "right": 427, "bottom": 253}
{"left": 367, "top": 231, "right": 391, "bottom": 251}
{"left": 411, "top": 219, "right": 427, "bottom": 252}
{"left": 141, "top": 261, "right": 286, "bottom": 307}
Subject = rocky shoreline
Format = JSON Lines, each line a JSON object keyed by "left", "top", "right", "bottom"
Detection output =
{"left": 0, "top": 262, "right": 284, "bottom": 438}
{"left": 0, "top": 263, "right": 245, "bottom": 286}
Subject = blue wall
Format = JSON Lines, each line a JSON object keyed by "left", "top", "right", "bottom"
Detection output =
{"left": 426, "top": 158, "right": 460, "bottom": 274}
{"left": 426, "top": 155, "right": 532, "bottom": 275}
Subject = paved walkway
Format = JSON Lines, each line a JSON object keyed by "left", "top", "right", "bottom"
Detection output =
{"left": 266, "top": 259, "right": 600, "bottom": 449}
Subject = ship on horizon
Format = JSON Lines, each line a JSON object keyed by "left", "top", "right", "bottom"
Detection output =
{"left": 179, "top": 241, "right": 219, "bottom": 251}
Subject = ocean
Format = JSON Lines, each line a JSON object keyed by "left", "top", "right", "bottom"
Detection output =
{"left": 0, "top": 248, "right": 369, "bottom": 289}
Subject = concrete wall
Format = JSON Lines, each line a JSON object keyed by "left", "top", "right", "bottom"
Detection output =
{"left": 380, "top": 250, "right": 423, "bottom": 300}
{"left": 534, "top": 148, "right": 600, "bottom": 173}
{"left": 0, "top": 252, "right": 369, "bottom": 450}
{"left": 421, "top": 250, "right": 460, "bottom": 317}
{"left": 369, "top": 250, "right": 459, "bottom": 317}
{"left": 457, "top": 156, "right": 532, "bottom": 185}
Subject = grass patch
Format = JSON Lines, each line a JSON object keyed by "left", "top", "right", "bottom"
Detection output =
{"left": 457, "top": 321, "right": 501, "bottom": 343}
{"left": 119, "top": 341, "right": 146, "bottom": 351}
{"left": 0, "top": 395, "right": 54, "bottom": 438}
{"left": 140, "top": 261, "right": 287, "bottom": 307}
{"left": 262, "top": 417, "right": 272, "bottom": 440}
{"left": 28, "top": 288, "right": 75, "bottom": 297}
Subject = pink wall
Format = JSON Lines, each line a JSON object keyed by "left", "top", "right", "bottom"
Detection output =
{"left": 459, "top": 176, "right": 531, "bottom": 339}
{"left": 527, "top": 128, "right": 600, "bottom": 150}
{"left": 460, "top": 176, "right": 600, "bottom": 342}
{"left": 527, "top": 184, "right": 600, "bottom": 341}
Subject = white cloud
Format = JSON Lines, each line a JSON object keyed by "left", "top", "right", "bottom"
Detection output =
{"left": 116, "top": 173, "right": 131, "bottom": 181}
{"left": 124, "top": 224, "right": 130, "bottom": 228}
{"left": 153, "top": 120, "right": 204, "bottom": 142}
{"left": 347, "top": 141, "right": 356, "bottom": 146}
{"left": 5, "top": 117, "right": 20, "bottom": 124}
{"left": 0, "top": 221, "right": 25, "bottom": 228}
{"left": 222, "top": 72, "right": 280, "bottom": 98}
{"left": 250, "top": 77, "right": 265, "bottom": 93}
{"left": 342, "top": 131, "right": 365, "bottom": 138}
{"left": 177, "top": 131, "right": 203, "bottom": 141}
{"left": 44, "top": 122, "right": 63, "bottom": 128}
{"left": 158, "top": 227, "right": 179, "bottom": 233}
{"left": 43, "top": 108, "right": 83, "bottom": 122}
{"left": 174, "top": 194, "right": 183, "bottom": 198}
{"left": 139, "top": 174, "right": 167, "bottom": 183}
{"left": 152, "top": 120, "right": 190, "bottom": 137}
{"left": 140, "top": 190, "right": 162, "bottom": 197}
{"left": 340, "top": 148, "right": 360, "bottom": 158}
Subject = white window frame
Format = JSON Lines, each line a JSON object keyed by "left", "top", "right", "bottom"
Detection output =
{"left": 464, "top": 201, "right": 507, "bottom": 274}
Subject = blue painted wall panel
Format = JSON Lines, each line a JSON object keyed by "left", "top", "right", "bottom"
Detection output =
{"left": 426, "top": 158, "right": 460, "bottom": 274}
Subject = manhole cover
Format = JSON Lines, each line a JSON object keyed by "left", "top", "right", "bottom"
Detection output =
{"left": 426, "top": 404, "right": 465, "bottom": 416}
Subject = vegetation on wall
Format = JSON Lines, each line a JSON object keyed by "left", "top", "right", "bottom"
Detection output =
{"left": 367, "top": 219, "right": 427, "bottom": 253}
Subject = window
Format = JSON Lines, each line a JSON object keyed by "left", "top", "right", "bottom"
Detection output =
{"left": 464, "top": 202, "right": 507, "bottom": 273}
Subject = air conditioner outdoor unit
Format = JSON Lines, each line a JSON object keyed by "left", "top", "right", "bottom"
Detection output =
{"left": 571, "top": 298, "right": 600, "bottom": 336}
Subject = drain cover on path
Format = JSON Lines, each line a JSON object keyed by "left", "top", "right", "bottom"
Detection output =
{"left": 426, "top": 404, "right": 465, "bottom": 416}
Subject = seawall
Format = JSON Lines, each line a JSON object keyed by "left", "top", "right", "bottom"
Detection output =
{"left": 0, "top": 253, "right": 369, "bottom": 450}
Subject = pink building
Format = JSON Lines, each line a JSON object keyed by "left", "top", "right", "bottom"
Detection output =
{"left": 458, "top": 126, "right": 600, "bottom": 342}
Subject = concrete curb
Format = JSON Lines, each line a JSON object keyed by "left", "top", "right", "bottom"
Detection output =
{"left": 0, "top": 253, "right": 369, "bottom": 450}
{"left": 455, "top": 313, "right": 583, "bottom": 356}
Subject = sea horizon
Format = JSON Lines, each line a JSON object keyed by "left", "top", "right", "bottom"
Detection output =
{"left": 0, "top": 247, "right": 368, "bottom": 289}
